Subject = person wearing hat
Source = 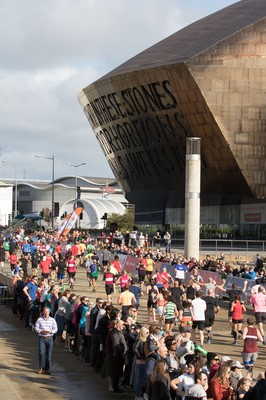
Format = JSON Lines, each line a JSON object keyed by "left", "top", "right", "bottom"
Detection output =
{"left": 220, "top": 355, "right": 232, "bottom": 364}
{"left": 230, "top": 360, "right": 245, "bottom": 392}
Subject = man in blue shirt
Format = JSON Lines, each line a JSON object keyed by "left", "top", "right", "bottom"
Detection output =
{"left": 23, "top": 276, "right": 38, "bottom": 328}
{"left": 22, "top": 241, "right": 30, "bottom": 257}
{"left": 174, "top": 259, "right": 187, "bottom": 284}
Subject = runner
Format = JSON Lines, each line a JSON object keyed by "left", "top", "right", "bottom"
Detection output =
{"left": 89, "top": 259, "right": 99, "bottom": 292}
{"left": 242, "top": 317, "right": 263, "bottom": 374}
{"left": 248, "top": 286, "right": 266, "bottom": 345}
{"left": 231, "top": 294, "right": 246, "bottom": 345}
{"left": 146, "top": 278, "right": 159, "bottom": 322}
{"left": 103, "top": 265, "right": 116, "bottom": 304}
{"left": 191, "top": 290, "right": 206, "bottom": 347}
{"left": 116, "top": 269, "right": 131, "bottom": 292}
{"left": 204, "top": 288, "right": 220, "bottom": 344}
{"left": 66, "top": 254, "right": 77, "bottom": 290}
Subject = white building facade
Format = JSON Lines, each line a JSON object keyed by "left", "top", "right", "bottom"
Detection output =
{"left": 6, "top": 176, "right": 128, "bottom": 229}
{"left": 0, "top": 183, "right": 13, "bottom": 226}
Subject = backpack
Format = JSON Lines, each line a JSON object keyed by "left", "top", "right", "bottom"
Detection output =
{"left": 90, "top": 264, "right": 97, "bottom": 274}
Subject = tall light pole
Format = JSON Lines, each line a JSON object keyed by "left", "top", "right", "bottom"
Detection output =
{"left": 67, "top": 162, "right": 86, "bottom": 229}
{"left": 66, "top": 162, "right": 86, "bottom": 201}
{"left": 2, "top": 160, "right": 18, "bottom": 217}
{"left": 35, "top": 154, "right": 55, "bottom": 229}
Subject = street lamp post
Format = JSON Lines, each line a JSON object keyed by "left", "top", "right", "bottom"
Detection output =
{"left": 66, "top": 162, "right": 86, "bottom": 201}
{"left": 67, "top": 162, "right": 86, "bottom": 228}
{"left": 35, "top": 154, "right": 55, "bottom": 229}
{"left": 2, "top": 160, "right": 18, "bottom": 217}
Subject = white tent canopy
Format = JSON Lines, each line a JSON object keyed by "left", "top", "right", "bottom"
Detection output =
{"left": 59, "top": 198, "right": 126, "bottom": 229}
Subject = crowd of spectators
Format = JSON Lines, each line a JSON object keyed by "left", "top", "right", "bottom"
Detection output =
{"left": 0, "top": 226, "right": 266, "bottom": 399}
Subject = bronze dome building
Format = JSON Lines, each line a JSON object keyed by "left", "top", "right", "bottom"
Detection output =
{"left": 79, "top": 0, "right": 266, "bottom": 226}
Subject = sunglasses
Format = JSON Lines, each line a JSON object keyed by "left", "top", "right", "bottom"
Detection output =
{"left": 214, "top": 358, "right": 220, "bottom": 361}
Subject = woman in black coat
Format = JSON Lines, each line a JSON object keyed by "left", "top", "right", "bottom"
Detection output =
{"left": 149, "top": 359, "right": 171, "bottom": 400}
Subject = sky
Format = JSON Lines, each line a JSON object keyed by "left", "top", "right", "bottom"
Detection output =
{"left": 0, "top": 0, "right": 239, "bottom": 182}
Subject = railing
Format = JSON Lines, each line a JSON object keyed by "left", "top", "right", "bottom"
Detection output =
{"left": 150, "top": 238, "right": 266, "bottom": 254}
{"left": 199, "top": 239, "right": 265, "bottom": 253}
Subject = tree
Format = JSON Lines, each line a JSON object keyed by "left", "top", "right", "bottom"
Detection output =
{"left": 106, "top": 208, "right": 134, "bottom": 231}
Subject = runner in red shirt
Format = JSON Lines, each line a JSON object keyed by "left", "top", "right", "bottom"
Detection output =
{"left": 10, "top": 252, "right": 18, "bottom": 272}
{"left": 71, "top": 244, "right": 79, "bottom": 257}
{"left": 160, "top": 267, "right": 174, "bottom": 289}
{"left": 111, "top": 255, "right": 121, "bottom": 274}
{"left": 66, "top": 255, "right": 77, "bottom": 289}
{"left": 231, "top": 294, "right": 246, "bottom": 344}
{"left": 56, "top": 242, "right": 62, "bottom": 254}
{"left": 39, "top": 256, "right": 50, "bottom": 279}
{"left": 46, "top": 251, "right": 54, "bottom": 267}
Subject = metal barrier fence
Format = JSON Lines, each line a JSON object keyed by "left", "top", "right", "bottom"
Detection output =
{"left": 150, "top": 238, "right": 266, "bottom": 254}
{"left": 0, "top": 273, "right": 14, "bottom": 307}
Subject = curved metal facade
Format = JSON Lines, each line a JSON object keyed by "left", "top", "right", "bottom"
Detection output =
{"left": 79, "top": 0, "right": 266, "bottom": 223}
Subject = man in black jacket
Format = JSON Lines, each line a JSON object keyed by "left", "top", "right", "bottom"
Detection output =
{"left": 87, "top": 297, "right": 103, "bottom": 364}
{"left": 111, "top": 319, "right": 128, "bottom": 393}
{"left": 243, "top": 371, "right": 266, "bottom": 400}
